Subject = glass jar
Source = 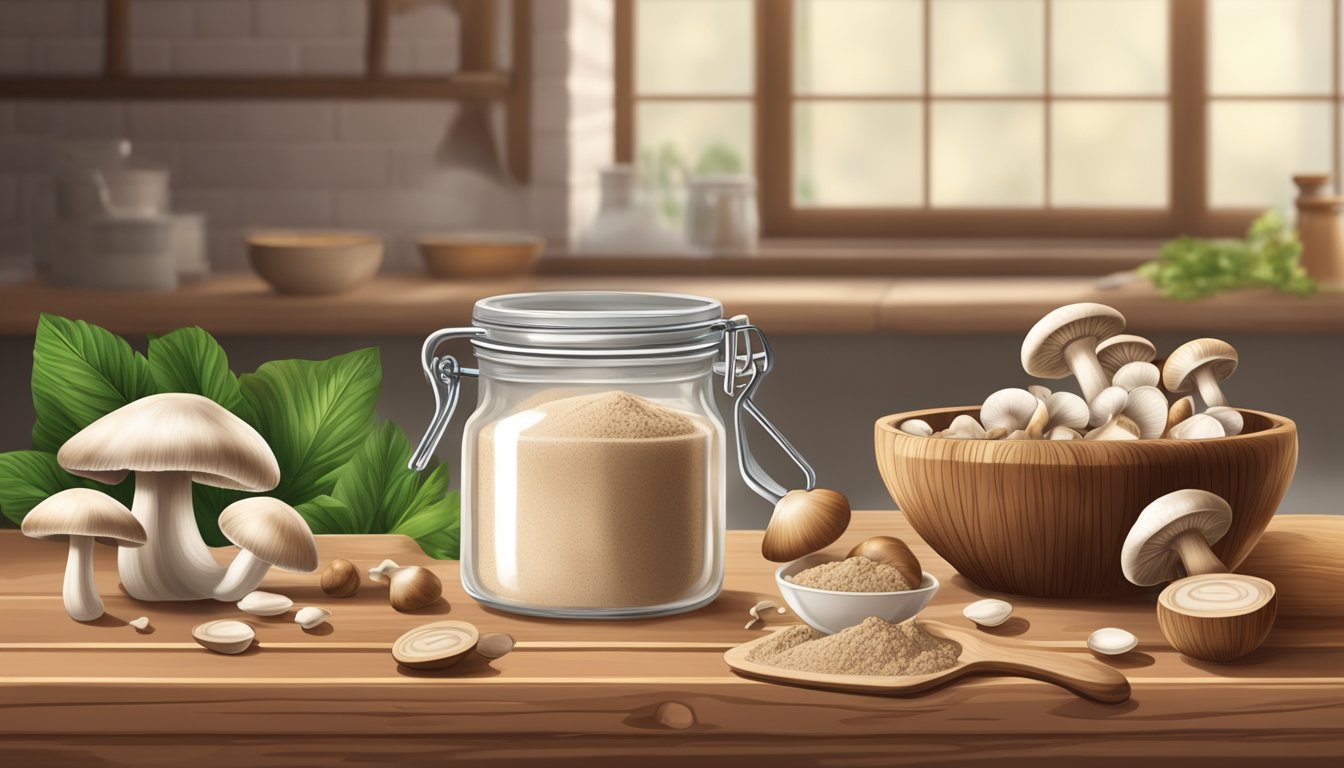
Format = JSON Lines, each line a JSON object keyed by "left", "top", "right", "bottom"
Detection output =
{"left": 410, "top": 291, "right": 815, "bottom": 619}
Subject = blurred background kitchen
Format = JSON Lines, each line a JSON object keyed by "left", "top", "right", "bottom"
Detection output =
{"left": 0, "top": 0, "right": 1341, "bottom": 526}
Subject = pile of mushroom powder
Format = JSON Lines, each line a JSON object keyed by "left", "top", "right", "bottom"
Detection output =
{"left": 898, "top": 303, "right": 1244, "bottom": 442}
{"left": 20, "top": 393, "right": 320, "bottom": 621}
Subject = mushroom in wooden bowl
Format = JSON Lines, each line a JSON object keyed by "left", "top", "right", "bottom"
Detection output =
{"left": 874, "top": 405, "right": 1297, "bottom": 598}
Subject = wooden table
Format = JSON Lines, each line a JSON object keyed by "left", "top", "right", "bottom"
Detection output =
{"left": 2, "top": 511, "right": 1342, "bottom": 767}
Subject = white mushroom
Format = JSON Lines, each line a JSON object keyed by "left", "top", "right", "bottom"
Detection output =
{"left": 21, "top": 489, "right": 146, "bottom": 621}
{"left": 57, "top": 394, "right": 281, "bottom": 601}
{"left": 1088, "top": 386, "right": 1131, "bottom": 428}
{"left": 1043, "top": 391, "right": 1089, "bottom": 432}
{"left": 295, "top": 606, "right": 332, "bottom": 630}
{"left": 1169, "top": 413, "right": 1226, "bottom": 440}
{"left": 1048, "top": 426, "right": 1082, "bottom": 440}
{"left": 1112, "top": 361, "right": 1161, "bottom": 392}
{"left": 1027, "top": 384, "right": 1053, "bottom": 401}
{"left": 1021, "top": 303, "right": 1127, "bottom": 402}
{"left": 1096, "top": 334, "right": 1156, "bottom": 379}
{"left": 1204, "top": 406, "right": 1244, "bottom": 436}
{"left": 212, "top": 497, "right": 319, "bottom": 602}
{"left": 237, "top": 591, "right": 294, "bottom": 616}
{"left": 1088, "top": 627, "right": 1138, "bottom": 656}
{"left": 128, "top": 616, "right": 151, "bottom": 632}
{"left": 963, "top": 598, "right": 1013, "bottom": 627}
{"left": 1089, "top": 385, "right": 1166, "bottom": 439}
{"left": 1164, "top": 396, "right": 1195, "bottom": 438}
{"left": 981, "top": 388, "right": 1049, "bottom": 438}
{"left": 898, "top": 419, "right": 933, "bottom": 437}
{"left": 1083, "top": 414, "right": 1140, "bottom": 441}
{"left": 1163, "top": 339, "right": 1238, "bottom": 408}
{"left": 193, "top": 619, "right": 255, "bottom": 655}
{"left": 943, "top": 414, "right": 988, "bottom": 439}
{"left": 1121, "top": 489, "right": 1232, "bottom": 585}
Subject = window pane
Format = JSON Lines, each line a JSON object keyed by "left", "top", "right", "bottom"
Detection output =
{"left": 794, "top": 102, "right": 923, "bottom": 207}
{"left": 794, "top": 0, "right": 923, "bottom": 95}
{"left": 635, "top": 0, "right": 752, "bottom": 95}
{"left": 1052, "top": 0, "right": 1168, "bottom": 95}
{"left": 931, "top": 102, "right": 1044, "bottom": 206}
{"left": 636, "top": 101, "right": 755, "bottom": 180}
{"left": 1052, "top": 102, "right": 1169, "bottom": 207}
{"left": 1209, "top": 101, "right": 1332, "bottom": 208}
{"left": 931, "top": 0, "right": 1044, "bottom": 95}
{"left": 1209, "top": 0, "right": 1332, "bottom": 95}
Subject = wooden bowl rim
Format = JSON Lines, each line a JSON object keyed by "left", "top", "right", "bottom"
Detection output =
{"left": 876, "top": 405, "right": 1295, "bottom": 445}
{"left": 247, "top": 231, "right": 382, "bottom": 250}
{"left": 417, "top": 232, "right": 545, "bottom": 249}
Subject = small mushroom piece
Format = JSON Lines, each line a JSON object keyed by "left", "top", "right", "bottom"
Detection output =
{"left": 1163, "top": 338, "right": 1238, "bottom": 408}
{"left": 745, "top": 600, "right": 777, "bottom": 629}
{"left": 1204, "top": 406, "right": 1244, "bottom": 436}
{"left": 943, "top": 414, "right": 988, "bottom": 439}
{"left": 295, "top": 606, "right": 331, "bottom": 630}
{"left": 1004, "top": 429, "right": 1032, "bottom": 440}
{"left": 984, "top": 427, "right": 1009, "bottom": 440}
{"left": 898, "top": 419, "right": 933, "bottom": 437}
{"left": 392, "top": 620, "right": 480, "bottom": 669}
{"left": 320, "top": 558, "right": 361, "bottom": 597}
{"left": 1087, "top": 627, "right": 1138, "bottom": 656}
{"left": 193, "top": 619, "right": 255, "bottom": 655}
{"left": 847, "top": 536, "right": 922, "bottom": 586}
{"left": 237, "top": 590, "right": 293, "bottom": 616}
{"left": 1112, "top": 361, "right": 1161, "bottom": 392}
{"left": 1096, "top": 334, "right": 1156, "bottom": 378}
{"left": 128, "top": 616, "right": 151, "bottom": 632}
{"left": 963, "top": 598, "right": 1013, "bottom": 627}
{"left": 1170, "top": 413, "right": 1226, "bottom": 440}
{"left": 981, "top": 388, "right": 1044, "bottom": 434}
{"left": 21, "top": 489, "right": 146, "bottom": 621}
{"left": 371, "top": 562, "right": 443, "bottom": 612}
{"left": 1083, "top": 414, "right": 1140, "bottom": 441}
{"left": 1121, "top": 489, "right": 1232, "bottom": 585}
{"left": 1164, "top": 396, "right": 1195, "bottom": 438}
{"left": 761, "top": 488, "right": 851, "bottom": 563}
{"left": 1021, "top": 303, "right": 1127, "bottom": 402}
{"left": 211, "top": 497, "right": 319, "bottom": 602}
{"left": 477, "top": 632, "right": 516, "bottom": 660}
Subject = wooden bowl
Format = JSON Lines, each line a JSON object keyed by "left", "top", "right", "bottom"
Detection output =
{"left": 248, "top": 232, "right": 382, "bottom": 295}
{"left": 874, "top": 407, "right": 1297, "bottom": 598}
{"left": 418, "top": 232, "right": 543, "bottom": 279}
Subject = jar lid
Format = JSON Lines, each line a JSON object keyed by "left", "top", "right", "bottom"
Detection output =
{"left": 472, "top": 291, "right": 726, "bottom": 355}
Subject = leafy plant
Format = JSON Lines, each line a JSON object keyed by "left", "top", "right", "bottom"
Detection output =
{"left": 0, "top": 315, "right": 459, "bottom": 558}
{"left": 1140, "top": 211, "right": 1318, "bottom": 301}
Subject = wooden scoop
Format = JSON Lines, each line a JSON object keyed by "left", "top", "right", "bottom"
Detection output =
{"left": 724, "top": 620, "right": 1131, "bottom": 704}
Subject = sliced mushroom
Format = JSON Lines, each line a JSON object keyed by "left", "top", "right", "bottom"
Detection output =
{"left": 1112, "top": 361, "right": 1161, "bottom": 391}
{"left": 1021, "top": 303, "right": 1127, "bottom": 402}
{"left": 392, "top": 620, "right": 480, "bottom": 669}
{"left": 1163, "top": 339, "right": 1238, "bottom": 408}
{"left": 1170, "top": 413, "right": 1226, "bottom": 440}
{"left": 193, "top": 619, "right": 255, "bottom": 655}
{"left": 21, "top": 489, "right": 146, "bottom": 621}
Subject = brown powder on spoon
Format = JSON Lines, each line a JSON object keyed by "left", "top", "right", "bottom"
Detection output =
{"left": 748, "top": 617, "right": 961, "bottom": 677}
{"left": 786, "top": 556, "right": 913, "bottom": 592}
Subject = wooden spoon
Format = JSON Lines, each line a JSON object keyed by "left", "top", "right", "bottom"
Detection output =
{"left": 724, "top": 620, "right": 1131, "bottom": 704}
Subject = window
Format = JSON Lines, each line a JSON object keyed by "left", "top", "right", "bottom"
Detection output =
{"left": 616, "top": 0, "right": 1344, "bottom": 239}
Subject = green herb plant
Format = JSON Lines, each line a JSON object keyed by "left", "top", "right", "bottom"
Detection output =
{"left": 0, "top": 314, "right": 459, "bottom": 558}
{"left": 1140, "top": 211, "right": 1317, "bottom": 301}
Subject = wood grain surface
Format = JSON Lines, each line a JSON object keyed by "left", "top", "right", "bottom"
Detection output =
{"left": 1, "top": 513, "right": 1343, "bottom": 767}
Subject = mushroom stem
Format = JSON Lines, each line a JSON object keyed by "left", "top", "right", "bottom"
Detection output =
{"left": 117, "top": 471, "right": 223, "bottom": 601}
{"left": 1193, "top": 368, "right": 1229, "bottom": 407}
{"left": 1170, "top": 529, "right": 1228, "bottom": 577}
{"left": 64, "top": 536, "right": 103, "bottom": 621}
{"left": 211, "top": 550, "right": 272, "bottom": 602}
{"left": 1063, "top": 338, "right": 1109, "bottom": 401}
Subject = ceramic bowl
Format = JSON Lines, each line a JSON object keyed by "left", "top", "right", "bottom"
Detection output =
{"left": 875, "top": 406, "right": 1297, "bottom": 599}
{"left": 418, "top": 232, "right": 544, "bottom": 278}
{"left": 775, "top": 554, "right": 940, "bottom": 635}
{"left": 248, "top": 232, "right": 382, "bottom": 295}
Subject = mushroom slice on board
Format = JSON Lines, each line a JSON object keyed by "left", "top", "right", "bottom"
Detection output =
{"left": 1021, "top": 303, "right": 1127, "bottom": 402}
{"left": 393, "top": 620, "right": 481, "bottom": 670}
{"left": 1120, "top": 489, "right": 1232, "bottom": 586}
{"left": 212, "top": 497, "right": 319, "bottom": 602}
{"left": 1169, "top": 413, "right": 1226, "bottom": 440}
{"left": 1096, "top": 334, "right": 1156, "bottom": 378}
{"left": 57, "top": 393, "right": 280, "bottom": 601}
{"left": 1112, "top": 361, "right": 1161, "bottom": 392}
{"left": 1163, "top": 339, "right": 1238, "bottom": 408}
{"left": 21, "top": 489, "right": 146, "bottom": 621}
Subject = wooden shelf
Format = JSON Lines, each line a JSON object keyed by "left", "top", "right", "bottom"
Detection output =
{"left": 0, "top": 73, "right": 512, "bottom": 101}
{"left": 0, "top": 273, "right": 1341, "bottom": 337}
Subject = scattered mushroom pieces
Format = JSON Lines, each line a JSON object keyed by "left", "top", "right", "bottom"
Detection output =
{"left": 1112, "top": 361, "right": 1161, "bottom": 392}
{"left": 128, "top": 616, "right": 151, "bottom": 632}
{"left": 237, "top": 590, "right": 293, "bottom": 617}
{"left": 898, "top": 419, "right": 933, "bottom": 437}
{"left": 477, "top": 632, "right": 516, "bottom": 660}
{"left": 1096, "top": 334, "right": 1156, "bottom": 378}
{"left": 320, "top": 558, "right": 361, "bottom": 597}
{"left": 295, "top": 606, "right": 332, "bottom": 630}
{"left": 1087, "top": 627, "right": 1138, "bottom": 656}
{"left": 1021, "top": 302, "right": 1127, "bottom": 402}
{"left": 21, "top": 489, "right": 146, "bottom": 621}
{"left": 1169, "top": 413, "right": 1226, "bottom": 440}
{"left": 212, "top": 497, "right": 319, "bottom": 602}
{"left": 1204, "top": 406, "right": 1244, "bottom": 436}
{"left": 193, "top": 619, "right": 256, "bottom": 655}
{"left": 847, "top": 536, "right": 922, "bottom": 586}
{"left": 963, "top": 598, "right": 1013, "bottom": 628}
{"left": 392, "top": 620, "right": 481, "bottom": 669}
{"left": 56, "top": 393, "right": 281, "bottom": 602}
{"left": 1164, "top": 396, "right": 1195, "bottom": 438}
{"left": 1163, "top": 338, "right": 1238, "bottom": 408}
{"left": 369, "top": 559, "right": 444, "bottom": 612}
{"left": 745, "top": 600, "right": 777, "bottom": 629}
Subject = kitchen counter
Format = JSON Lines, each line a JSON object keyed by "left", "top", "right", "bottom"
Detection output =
{"left": 1, "top": 511, "right": 1341, "bottom": 767}
{"left": 0, "top": 273, "right": 1341, "bottom": 336}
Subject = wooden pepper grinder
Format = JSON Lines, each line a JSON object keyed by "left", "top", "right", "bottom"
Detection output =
{"left": 1293, "top": 173, "right": 1344, "bottom": 287}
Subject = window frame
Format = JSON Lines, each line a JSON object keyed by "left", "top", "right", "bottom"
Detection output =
{"left": 615, "top": 0, "right": 1280, "bottom": 239}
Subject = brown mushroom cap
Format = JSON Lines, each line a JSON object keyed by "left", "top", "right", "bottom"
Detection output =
{"left": 1121, "top": 489, "right": 1232, "bottom": 586}
{"left": 218, "top": 497, "right": 319, "bottom": 572}
{"left": 1162, "top": 339, "right": 1238, "bottom": 393}
{"left": 1021, "top": 303, "right": 1127, "bottom": 378}
{"left": 1096, "top": 334, "right": 1157, "bottom": 374}
{"left": 58, "top": 393, "right": 279, "bottom": 491}
{"left": 21, "top": 488, "right": 146, "bottom": 547}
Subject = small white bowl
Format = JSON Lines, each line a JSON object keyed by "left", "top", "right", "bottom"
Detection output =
{"left": 775, "top": 553, "right": 940, "bottom": 635}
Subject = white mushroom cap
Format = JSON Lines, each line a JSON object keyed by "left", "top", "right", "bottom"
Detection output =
{"left": 1121, "top": 489, "right": 1232, "bottom": 586}
{"left": 944, "top": 414, "right": 987, "bottom": 439}
{"left": 1021, "top": 303, "right": 1126, "bottom": 385}
{"left": 1123, "top": 386, "right": 1170, "bottom": 439}
{"left": 58, "top": 393, "right": 280, "bottom": 491}
{"left": 1163, "top": 339, "right": 1238, "bottom": 407}
{"left": 1169, "top": 413, "right": 1226, "bottom": 440}
{"left": 1112, "top": 361, "right": 1160, "bottom": 391}
{"left": 1204, "top": 406, "right": 1244, "bottom": 436}
{"left": 1044, "top": 391, "right": 1089, "bottom": 431}
{"left": 1096, "top": 334, "right": 1156, "bottom": 375}
{"left": 981, "top": 388, "right": 1043, "bottom": 433}
{"left": 22, "top": 488, "right": 146, "bottom": 547}
{"left": 218, "top": 497, "right": 318, "bottom": 572}
{"left": 1089, "top": 386, "right": 1130, "bottom": 427}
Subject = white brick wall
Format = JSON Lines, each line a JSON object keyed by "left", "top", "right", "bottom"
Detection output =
{"left": 0, "top": 0, "right": 615, "bottom": 272}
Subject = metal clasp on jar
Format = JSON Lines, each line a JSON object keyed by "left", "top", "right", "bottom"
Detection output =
{"left": 409, "top": 327, "right": 485, "bottom": 471}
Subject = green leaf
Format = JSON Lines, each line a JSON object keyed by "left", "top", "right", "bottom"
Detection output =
{"left": 0, "top": 451, "right": 132, "bottom": 525}
{"left": 238, "top": 348, "right": 381, "bottom": 504}
{"left": 31, "top": 314, "right": 157, "bottom": 452}
{"left": 147, "top": 326, "right": 254, "bottom": 423}
{"left": 389, "top": 476, "right": 460, "bottom": 560}
{"left": 192, "top": 484, "right": 248, "bottom": 546}
{"left": 1144, "top": 212, "right": 1318, "bottom": 301}
{"left": 295, "top": 494, "right": 365, "bottom": 536}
